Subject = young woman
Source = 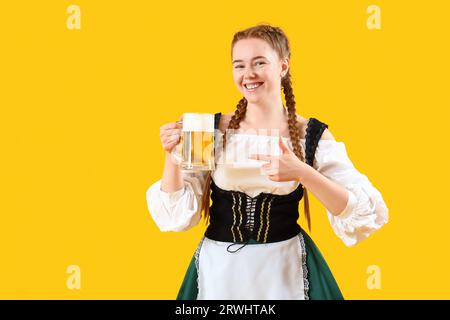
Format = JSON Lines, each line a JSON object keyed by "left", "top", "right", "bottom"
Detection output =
{"left": 146, "top": 24, "right": 389, "bottom": 300}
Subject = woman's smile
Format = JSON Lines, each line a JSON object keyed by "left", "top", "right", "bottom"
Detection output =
{"left": 244, "top": 81, "right": 264, "bottom": 92}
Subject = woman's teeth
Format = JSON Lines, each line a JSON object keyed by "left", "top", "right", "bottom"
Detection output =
{"left": 245, "top": 82, "right": 263, "bottom": 90}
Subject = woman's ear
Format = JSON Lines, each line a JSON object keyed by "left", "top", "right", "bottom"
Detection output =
{"left": 280, "top": 57, "right": 289, "bottom": 77}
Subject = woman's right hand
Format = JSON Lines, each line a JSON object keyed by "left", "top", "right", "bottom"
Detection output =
{"left": 160, "top": 118, "right": 183, "bottom": 153}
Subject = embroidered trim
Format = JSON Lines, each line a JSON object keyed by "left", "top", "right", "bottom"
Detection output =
{"left": 298, "top": 233, "right": 310, "bottom": 300}
{"left": 257, "top": 196, "right": 269, "bottom": 242}
{"left": 231, "top": 193, "right": 237, "bottom": 242}
{"left": 194, "top": 236, "right": 205, "bottom": 299}
{"left": 245, "top": 195, "right": 257, "bottom": 232}
{"left": 263, "top": 197, "right": 274, "bottom": 243}
{"left": 237, "top": 194, "right": 244, "bottom": 242}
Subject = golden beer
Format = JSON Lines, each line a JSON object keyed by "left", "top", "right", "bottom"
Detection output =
{"left": 177, "top": 113, "right": 215, "bottom": 171}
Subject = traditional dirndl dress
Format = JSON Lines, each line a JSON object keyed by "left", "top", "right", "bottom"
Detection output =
{"left": 177, "top": 113, "right": 343, "bottom": 300}
{"left": 146, "top": 112, "right": 389, "bottom": 300}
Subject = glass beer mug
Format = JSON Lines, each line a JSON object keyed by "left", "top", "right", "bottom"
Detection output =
{"left": 171, "top": 113, "right": 215, "bottom": 171}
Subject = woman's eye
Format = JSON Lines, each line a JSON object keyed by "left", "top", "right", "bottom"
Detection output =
{"left": 234, "top": 62, "right": 265, "bottom": 69}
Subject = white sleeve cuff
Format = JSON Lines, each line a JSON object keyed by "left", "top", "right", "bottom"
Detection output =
{"left": 335, "top": 188, "right": 358, "bottom": 219}
{"left": 159, "top": 183, "right": 186, "bottom": 203}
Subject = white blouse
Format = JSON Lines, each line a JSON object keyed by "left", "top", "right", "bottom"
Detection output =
{"left": 146, "top": 133, "right": 389, "bottom": 247}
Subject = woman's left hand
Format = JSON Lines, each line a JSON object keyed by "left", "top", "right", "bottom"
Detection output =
{"left": 248, "top": 136, "right": 312, "bottom": 182}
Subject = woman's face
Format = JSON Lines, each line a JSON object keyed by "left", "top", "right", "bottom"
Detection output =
{"left": 232, "top": 38, "right": 288, "bottom": 104}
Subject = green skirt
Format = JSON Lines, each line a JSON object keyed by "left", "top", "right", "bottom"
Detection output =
{"left": 177, "top": 229, "right": 344, "bottom": 300}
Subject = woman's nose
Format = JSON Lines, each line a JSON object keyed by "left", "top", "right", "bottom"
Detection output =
{"left": 243, "top": 67, "right": 257, "bottom": 78}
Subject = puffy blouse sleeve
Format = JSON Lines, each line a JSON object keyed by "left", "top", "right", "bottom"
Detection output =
{"left": 313, "top": 140, "right": 389, "bottom": 246}
{"left": 146, "top": 170, "right": 209, "bottom": 232}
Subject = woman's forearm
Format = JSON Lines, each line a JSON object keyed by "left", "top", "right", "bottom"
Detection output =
{"left": 160, "top": 151, "right": 184, "bottom": 193}
{"left": 298, "top": 166, "right": 349, "bottom": 216}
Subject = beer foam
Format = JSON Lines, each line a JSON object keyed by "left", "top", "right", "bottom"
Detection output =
{"left": 182, "top": 113, "right": 214, "bottom": 132}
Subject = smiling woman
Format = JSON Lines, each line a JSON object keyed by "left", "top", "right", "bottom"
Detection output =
{"left": 146, "top": 23, "right": 389, "bottom": 300}
{"left": 231, "top": 42, "right": 285, "bottom": 102}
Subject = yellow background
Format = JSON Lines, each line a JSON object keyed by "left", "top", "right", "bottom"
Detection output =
{"left": 1, "top": 0, "right": 449, "bottom": 299}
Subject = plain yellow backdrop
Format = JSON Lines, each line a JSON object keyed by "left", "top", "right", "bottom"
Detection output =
{"left": 1, "top": 0, "right": 449, "bottom": 299}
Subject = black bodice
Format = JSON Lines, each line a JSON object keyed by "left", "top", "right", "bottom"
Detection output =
{"left": 205, "top": 112, "right": 328, "bottom": 250}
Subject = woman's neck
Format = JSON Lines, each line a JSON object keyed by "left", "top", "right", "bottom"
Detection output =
{"left": 244, "top": 100, "right": 288, "bottom": 129}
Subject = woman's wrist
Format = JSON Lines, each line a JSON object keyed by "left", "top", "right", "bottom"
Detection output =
{"left": 296, "top": 163, "right": 315, "bottom": 184}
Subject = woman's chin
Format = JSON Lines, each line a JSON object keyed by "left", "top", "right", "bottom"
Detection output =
{"left": 244, "top": 93, "right": 263, "bottom": 103}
